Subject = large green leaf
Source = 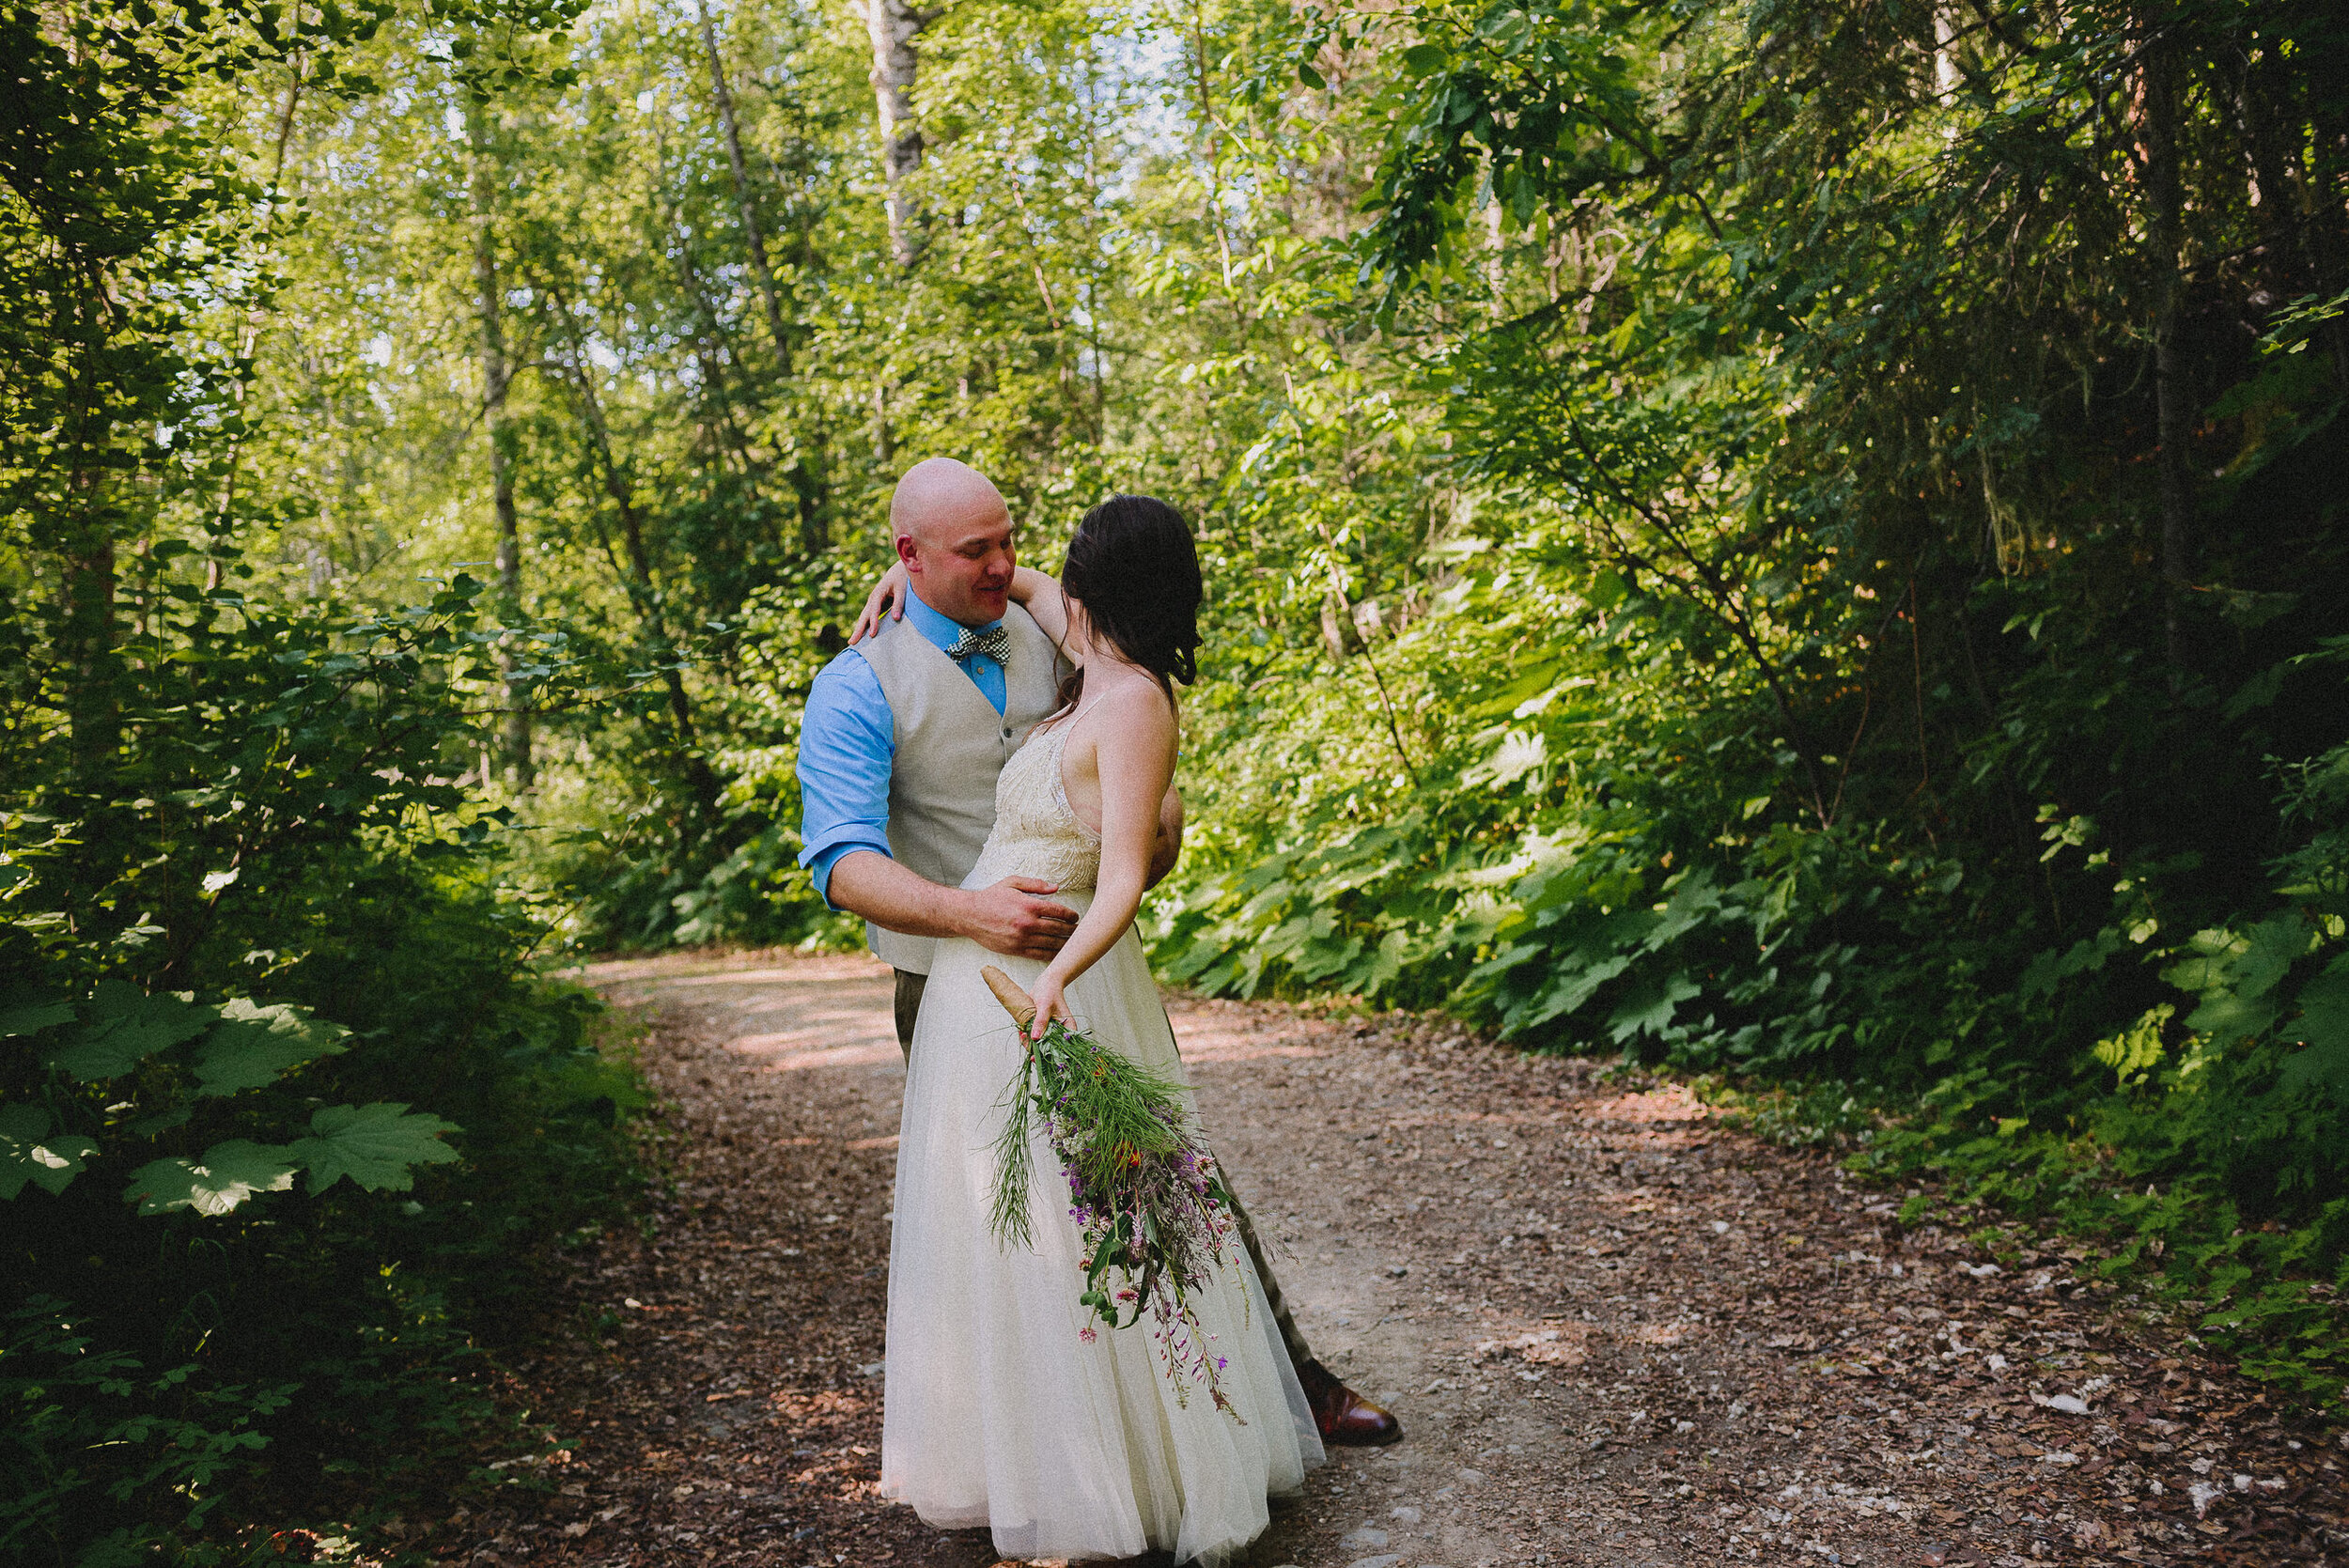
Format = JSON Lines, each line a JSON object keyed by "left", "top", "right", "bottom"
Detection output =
{"left": 2232, "top": 911, "right": 2312, "bottom": 1001}
{"left": 1347, "top": 928, "right": 1408, "bottom": 998}
{"left": 0, "top": 1105, "right": 99, "bottom": 1200}
{"left": 287, "top": 1102, "right": 460, "bottom": 1194}
{"left": 0, "top": 1000, "right": 74, "bottom": 1037}
{"left": 2279, "top": 955, "right": 2349, "bottom": 1093}
{"left": 2185, "top": 990, "right": 2283, "bottom": 1044}
{"left": 1606, "top": 970, "right": 1702, "bottom": 1045}
{"left": 193, "top": 999, "right": 350, "bottom": 1095}
{"left": 2021, "top": 928, "right": 2124, "bottom": 1000}
{"left": 2161, "top": 927, "right": 2247, "bottom": 994}
{"left": 1515, "top": 948, "right": 1631, "bottom": 1032}
{"left": 124, "top": 1140, "right": 299, "bottom": 1216}
{"left": 49, "top": 981, "right": 216, "bottom": 1081}
{"left": 1641, "top": 867, "right": 1724, "bottom": 953}
{"left": 1401, "top": 41, "right": 1449, "bottom": 75}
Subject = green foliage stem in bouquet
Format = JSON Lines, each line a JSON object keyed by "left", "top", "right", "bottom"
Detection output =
{"left": 979, "top": 966, "right": 1246, "bottom": 1420}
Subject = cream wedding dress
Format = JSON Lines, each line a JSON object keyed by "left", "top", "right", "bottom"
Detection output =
{"left": 879, "top": 712, "right": 1323, "bottom": 1565}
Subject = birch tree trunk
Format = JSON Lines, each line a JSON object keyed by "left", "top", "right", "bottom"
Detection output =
{"left": 693, "top": 0, "right": 792, "bottom": 372}
{"left": 855, "top": 0, "right": 927, "bottom": 269}
{"left": 1933, "top": 5, "right": 1961, "bottom": 98}
{"left": 466, "top": 93, "right": 533, "bottom": 787}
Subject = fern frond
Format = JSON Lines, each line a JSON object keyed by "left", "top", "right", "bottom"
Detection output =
{"left": 988, "top": 1039, "right": 1040, "bottom": 1250}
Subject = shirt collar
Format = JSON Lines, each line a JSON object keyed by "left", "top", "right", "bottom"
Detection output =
{"left": 904, "top": 589, "right": 1002, "bottom": 654}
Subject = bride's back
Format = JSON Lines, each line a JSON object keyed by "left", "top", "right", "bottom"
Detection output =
{"left": 1042, "top": 666, "right": 1177, "bottom": 844}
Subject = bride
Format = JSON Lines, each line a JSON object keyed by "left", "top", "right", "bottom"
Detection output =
{"left": 863, "top": 494, "right": 1323, "bottom": 1564}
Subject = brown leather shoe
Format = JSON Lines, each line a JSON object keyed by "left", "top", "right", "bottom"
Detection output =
{"left": 1295, "top": 1358, "right": 1403, "bottom": 1446}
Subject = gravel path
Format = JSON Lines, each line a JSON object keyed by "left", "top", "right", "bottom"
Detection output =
{"left": 428, "top": 950, "right": 2347, "bottom": 1568}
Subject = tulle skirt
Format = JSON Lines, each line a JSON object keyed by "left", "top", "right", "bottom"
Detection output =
{"left": 879, "top": 903, "right": 1322, "bottom": 1564}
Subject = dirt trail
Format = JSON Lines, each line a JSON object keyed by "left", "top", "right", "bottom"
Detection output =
{"left": 434, "top": 950, "right": 2346, "bottom": 1568}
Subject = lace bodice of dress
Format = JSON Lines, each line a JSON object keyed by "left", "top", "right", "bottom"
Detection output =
{"left": 965, "top": 717, "right": 1101, "bottom": 893}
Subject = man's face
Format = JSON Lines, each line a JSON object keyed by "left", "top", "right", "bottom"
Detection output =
{"left": 898, "top": 497, "right": 1016, "bottom": 626}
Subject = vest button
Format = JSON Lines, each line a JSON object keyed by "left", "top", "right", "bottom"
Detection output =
{"left": 1002, "top": 726, "right": 1011, "bottom": 737}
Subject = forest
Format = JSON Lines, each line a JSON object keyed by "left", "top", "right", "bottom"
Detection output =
{"left": 3, "top": 0, "right": 2345, "bottom": 1557}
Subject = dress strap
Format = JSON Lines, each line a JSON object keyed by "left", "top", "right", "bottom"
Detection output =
{"left": 1041, "top": 686, "right": 1112, "bottom": 742}
{"left": 1044, "top": 689, "right": 1108, "bottom": 842}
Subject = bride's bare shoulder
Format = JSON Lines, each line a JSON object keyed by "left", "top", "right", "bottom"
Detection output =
{"left": 1084, "top": 672, "right": 1180, "bottom": 741}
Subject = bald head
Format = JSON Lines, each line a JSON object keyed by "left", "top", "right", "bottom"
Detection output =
{"left": 890, "top": 458, "right": 1017, "bottom": 626}
{"left": 892, "top": 458, "right": 1007, "bottom": 543}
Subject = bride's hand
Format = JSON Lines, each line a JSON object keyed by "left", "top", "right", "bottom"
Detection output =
{"left": 1027, "top": 972, "right": 1076, "bottom": 1039}
{"left": 849, "top": 561, "right": 911, "bottom": 644}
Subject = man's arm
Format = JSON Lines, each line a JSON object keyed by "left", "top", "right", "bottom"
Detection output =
{"left": 1144, "top": 784, "right": 1184, "bottom": 890}
{"left": 826, "top": 850, "right": 1078, "bottom": 960}
{"left": 797, "top": 648, "right": 1079, "bottom": 958}
{"left": 796, "top": 651, "right": 898, "bottom": 907}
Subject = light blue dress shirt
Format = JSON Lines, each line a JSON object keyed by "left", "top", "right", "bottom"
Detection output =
{"left": 797, "top": 592, "right": 1009, "bottom": 904}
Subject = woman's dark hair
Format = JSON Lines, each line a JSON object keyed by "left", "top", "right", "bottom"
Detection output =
{"left": 1053, "top": 493, "right": 1203, "bottom": 712}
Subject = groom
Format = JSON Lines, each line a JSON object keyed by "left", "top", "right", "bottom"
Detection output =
{"left": 797, "top": 457, "right": 1401, "bottom": 1447}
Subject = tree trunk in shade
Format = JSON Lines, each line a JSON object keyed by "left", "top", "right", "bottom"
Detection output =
{"left": 694, "top": 0, "right": 793, "bottom": 371}
{"left": 466, "top": 93, "right": 534, "bottom": 788}
{"left": 2139, "top": 19, "right": 2193, "bottom": 675}
{"left": 62, "top": 523, "right": 117, "bottom": 788}
{"left": 697, "top": 0, "right": 832, "bottom": 551}
{"left": 549, "top": 287, "right": 723, "bottom": 813}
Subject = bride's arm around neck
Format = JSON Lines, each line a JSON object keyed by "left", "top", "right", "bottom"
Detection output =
{"left": 1021, "top": 672, "right": 1177, "bottom": 1036}
{"left": 1007, "top": 566, "right": 1071, "bottom": 649}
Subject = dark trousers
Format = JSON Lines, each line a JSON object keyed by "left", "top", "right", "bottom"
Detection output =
{"left": 893, "top": 968, "right": 1317, "bottom": 1372}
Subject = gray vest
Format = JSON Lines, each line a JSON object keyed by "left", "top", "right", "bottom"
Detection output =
{"left": 857, "top": 604, "right": 1065, "bottom": 973}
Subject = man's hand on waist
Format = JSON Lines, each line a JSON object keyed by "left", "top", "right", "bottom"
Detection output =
{"left": 827, "top": 851, "right": 1077, "bottom": 957}
{"left": 963, "top": 877, "right": 1079, "bottom": 959}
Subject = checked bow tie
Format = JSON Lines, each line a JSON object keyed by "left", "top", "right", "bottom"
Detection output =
{"left": 945, "top": 625, "right": 1012, "bottom": 665}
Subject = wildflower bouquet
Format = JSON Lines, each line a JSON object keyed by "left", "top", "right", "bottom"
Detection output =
{"left": 980, "top": 965, "right": 1247, "bottom": 1418}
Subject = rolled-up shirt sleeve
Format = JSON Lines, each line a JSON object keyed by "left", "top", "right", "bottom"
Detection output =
{"left": 797, "top": 649, "right": 895, "bottom": 907}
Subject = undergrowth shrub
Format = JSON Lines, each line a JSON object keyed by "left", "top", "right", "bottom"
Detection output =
{"left": 1154, "top": 468, "right": 2349, "bottom": 1407}
{"left": 1, "top": 581, "right": 646, "bottom": 1562}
